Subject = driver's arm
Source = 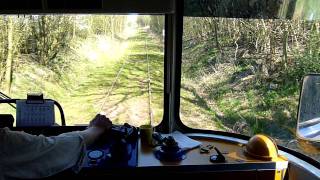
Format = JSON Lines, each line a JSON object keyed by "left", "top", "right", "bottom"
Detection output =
{"left": 0, "top": 114, "right": 111, "bottom": 180}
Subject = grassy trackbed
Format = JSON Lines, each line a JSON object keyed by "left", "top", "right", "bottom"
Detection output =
{"left": 61, "top": 29, "right": 164, "bottom": 126}
{"left": 0, "top": 28, "right": 164, "bottom": 127}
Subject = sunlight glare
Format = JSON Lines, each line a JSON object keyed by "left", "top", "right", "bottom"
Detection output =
{"left": 123, "top": 14, "right": 138, "bottom": 38}
{"left": 88, "top": 51, "right": 98, "bottom": 61}
{"left": 98, "top": 38, "right": 111, "bottom": 51}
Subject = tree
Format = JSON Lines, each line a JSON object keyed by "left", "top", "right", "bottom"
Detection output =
{"left": 27, "top": 15, "right": 73, "bottom": 69}
{"left": 5, "top": 17, "right": 14, "bottom": 94}
{"left": 150, "top": 16, "right": 164, "bottom": 36}
{"left": 0, "top": 17, "right": 7, "bottom": 86}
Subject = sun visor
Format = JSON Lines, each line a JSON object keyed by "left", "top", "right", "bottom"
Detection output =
{"left": 0, "top": 0, "right": 174, "bottom": 14}
{"left": 184, "top": 0, "right": 320, "bottom": 20}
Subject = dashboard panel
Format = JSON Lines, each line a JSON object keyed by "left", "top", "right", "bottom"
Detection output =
{"left": 11, "top": 126, "right": 288, "bottom": 180}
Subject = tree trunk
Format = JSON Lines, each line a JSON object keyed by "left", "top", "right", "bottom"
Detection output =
{"left": 73, "top": 16, "right": 76, "bottom": 38}
{"left": 269, "top": 23, "right": 276, "bottom": 62}
{"left": 213, "top": 19, "right": 221, "bottom": 64}
{"left": 5, "top": 17, "right": 14, "bottom": 94}
{"left": 282, "top": 22, "right": 288, "bottom": 70}
{"left": 213, "top": 19, "right": 220, "bottom": 50}
{"left": 104, "top": 17, "right": 107, "bottom": 35}
{"left": 111, "top": 16, "right": 114, "bottom": 39}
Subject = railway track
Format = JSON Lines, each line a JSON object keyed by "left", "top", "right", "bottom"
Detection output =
{"left": 98, "top": 29, "right": 154, "bottom": 125}
{"left": 145, "top": 33, "right": 154, "bottom": 125}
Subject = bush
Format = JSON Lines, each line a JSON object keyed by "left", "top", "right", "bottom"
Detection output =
{"left": 288, "top": 54, "right": 320, "bottom": 81}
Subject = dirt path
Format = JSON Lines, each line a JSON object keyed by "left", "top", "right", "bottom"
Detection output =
{"left": 64, "top": 29, "right": 164, "bottom": 126}
{"left": 100, "top": 30, "right": 164, "bottom": 126}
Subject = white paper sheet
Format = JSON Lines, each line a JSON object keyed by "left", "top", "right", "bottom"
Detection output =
{"left": 162, "top": 131, "right": 202, "bottom": 150}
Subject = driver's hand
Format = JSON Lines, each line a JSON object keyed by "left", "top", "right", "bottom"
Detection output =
{"left": 89, "top": 114, "right": 112, "bottom": 131}
{"left": 81, "top": 114, "right": 113, "bottom": 146}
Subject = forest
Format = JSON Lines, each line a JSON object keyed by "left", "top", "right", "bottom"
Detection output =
{"left": 0, "top": 15, "right": 126, "bottom": 94}
{"left": 0, "top": 15, "right": 165, "bottom": 126}
{"left": 180, "top": 17, "right": 320, "bottom": 160}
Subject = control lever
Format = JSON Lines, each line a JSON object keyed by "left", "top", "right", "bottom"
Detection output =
{"left": 111, "top": 124, "right": 138, "bottom": 141}
{"left": 210, "top": 147, "right": 226, "bottom": 163}
{"left": 153, "top": 134, "right": 186, "bottom": 161}
{"left": 152, "top": 132, "right": 165, "bottom": 145}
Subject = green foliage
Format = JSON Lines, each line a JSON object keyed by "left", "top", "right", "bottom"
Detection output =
{"left": 0, "top": 17, "right": 8, "bottom": 82}
{"left": 287, "top": 25, "right": 320, "bottom": 81}
{"left": 137, "top": 16, "right": 165, "bottom": 37}
{"left": 262, "top": 91, "right": 279, "bottom": 108}
{"left": 181, "top": 17, "right": 320, "bottom": 145}
{"left": 288, "top": 55, "right": 320, "bottom": 80}
{"left": 149, "top": 16, "right": 164, "bottom": 36}
{"left": 0, "top": 15, "right": 128, "bottom": 88}
{"left": 137, "top": 16, "right": 150, "bottom": 27}
{"left": 27, "top": 16, "right": 73, "bottom": 70}
{"left": 0, "top": 16, "right": 164, "bottom": 127}
{"left": 87, "top": 15, "right": 127, "bottom": 37}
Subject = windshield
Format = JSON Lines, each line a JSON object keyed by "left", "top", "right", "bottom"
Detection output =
{"left": 180, "top": 16, "right": 320, "bottom": 161}
{"left": 0, "top": 15, "right": 164, "bottom": 127}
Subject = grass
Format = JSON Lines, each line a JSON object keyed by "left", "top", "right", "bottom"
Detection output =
{"left": 0, "top": 26, "right": 299, "bottom": 145}
{"left": 180, "top": 39, "right": 301, "bottom": 144}
{"left": 0, "top": 28, "right": 164, "bottom": 127}
{"left": 0, "top": 24, "right": 302, "bottom": 145}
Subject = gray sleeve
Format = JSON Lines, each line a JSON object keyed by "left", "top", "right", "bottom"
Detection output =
{"left": 0, "top": 128, "right": 87, "bottom": 179}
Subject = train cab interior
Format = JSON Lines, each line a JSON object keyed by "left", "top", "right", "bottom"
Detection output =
{"left": 0, "top": 0, "right": 320, "bottom": 179}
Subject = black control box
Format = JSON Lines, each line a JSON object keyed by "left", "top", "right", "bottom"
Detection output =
{"left": 83, "top": 123, "right": 138, "bottom": 169}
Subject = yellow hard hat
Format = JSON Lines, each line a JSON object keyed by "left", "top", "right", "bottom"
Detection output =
{"left": 244, "top": 134, "right": 279, "bottom": 160}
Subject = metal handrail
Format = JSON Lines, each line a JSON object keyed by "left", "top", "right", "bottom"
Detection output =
{"left": 0, "top": 92, "right": 16, "bottom": 109}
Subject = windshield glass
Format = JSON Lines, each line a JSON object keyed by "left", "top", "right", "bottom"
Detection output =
{"left": 180, "top": 16, "right": 320, "bottom": 161}
{"left": 0, "top": 15, "right": 164, "bottom": 127}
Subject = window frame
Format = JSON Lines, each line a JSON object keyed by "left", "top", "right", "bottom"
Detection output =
{"left": 0, "top": 0, "right": 175, "bottom": 129}
{"left": 173, "top": 0, "right": 320, "bottom": 168}
{"left": 2, "top": 0, "right": 320, "bottom": 170}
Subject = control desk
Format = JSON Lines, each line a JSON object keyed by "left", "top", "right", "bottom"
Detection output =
{"left": 80, "top": 124, "right": 287, "bottom": 180}
{"left": 14, "top": 125, "right": 288, "bottom": 180}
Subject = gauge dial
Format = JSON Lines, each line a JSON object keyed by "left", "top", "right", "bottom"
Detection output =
{"left": 88, "top": 150, "right": 104, "bottom": 160}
